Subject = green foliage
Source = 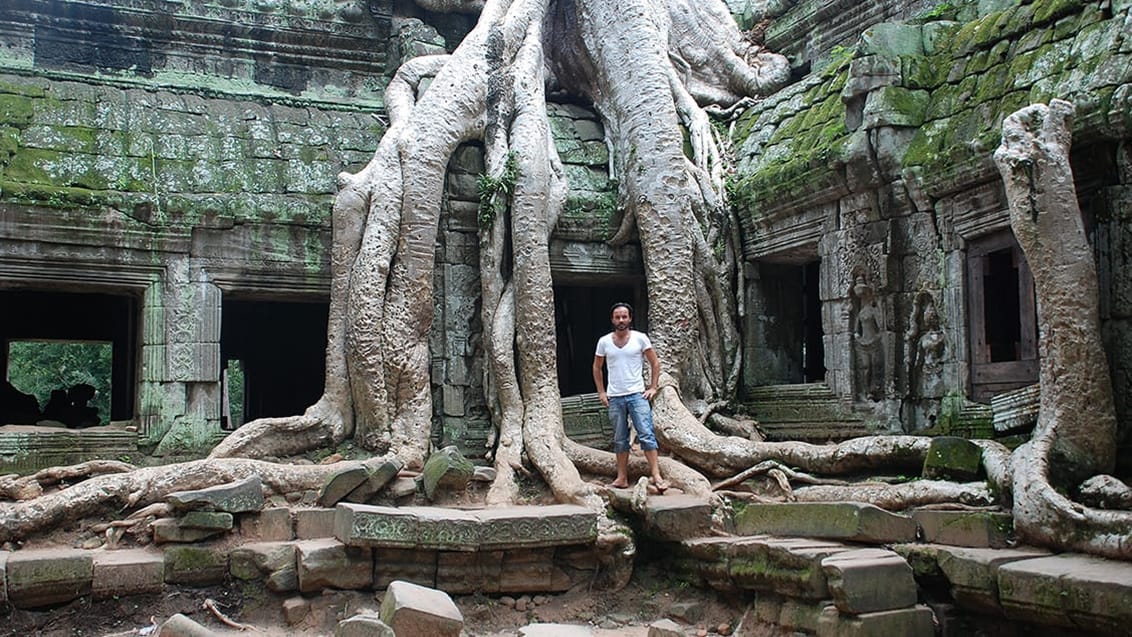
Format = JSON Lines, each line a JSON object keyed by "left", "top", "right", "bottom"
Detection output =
{"left": 7, "top": 340, "right": 112, "bottom": 419}
{"left": 918, "top": 2, "right": 958, "bottom": 21}
{"left": 477, "top": 151, "right": 519, "bottom": 228}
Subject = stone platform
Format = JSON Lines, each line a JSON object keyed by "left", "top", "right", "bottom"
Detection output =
{"left": 0, "top": 425, "right": 138, "bottom": 474}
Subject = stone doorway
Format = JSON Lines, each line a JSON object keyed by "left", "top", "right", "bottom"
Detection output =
{"left": 966, "top": 231, "right": 1038, "bottom": 402}
{"left": 220, "top": 299, "right": 328, "bottom": 427}
{"left": 0, "top": 289, "right": 138, "bottom": 424}
{"left": 554, "top": 284, "right": 639, "bottom": 396}
{"left": 751, "top": 261, "right": 825, "bottom": 385}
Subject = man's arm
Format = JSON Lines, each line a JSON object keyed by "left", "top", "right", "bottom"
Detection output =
{"left": 592, "top": 355, "right": 608, "bottom": 406}
{"left": 643, "top": 347, "right": 660, "bottom": 400}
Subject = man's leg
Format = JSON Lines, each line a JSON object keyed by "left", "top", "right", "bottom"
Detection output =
{"left": 608, "top": 396, "right": 631, "bottom": 488}
{"left": 629, "top": 394, "right": 668, "bottom": 491}
{"left": 614, "top": 451, "right": 630, "bottom": 488}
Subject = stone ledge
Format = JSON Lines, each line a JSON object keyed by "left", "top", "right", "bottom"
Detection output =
{"left": 734, "top": 502, "right": 918, "bottom": 543}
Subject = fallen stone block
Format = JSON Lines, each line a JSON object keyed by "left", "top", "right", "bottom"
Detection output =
{"left": 816, "top": 604, "right": 935, "bottom": 637}
{"left": 296, "top": 538, "right": 373, "bottom": 593}
{"left": 240, "top": 507, "right": 293, "bottom": 541}
{"left": 998, "top": 553, "right": 1132, "bottom": 633}
{"left": 318, "top": 465, "right": 371, "bottom": 507}
{"left": 229, "top": 542, "right": 298, "bottom": 592}
{"left": 420, "top": 445, "right": 474, "bottom": 501}
{"left": 336, "top": 613, "right": 395, "bottom": 637}
{"left": 821, "top": 548, "right": 917, "bottom": 614}
{"left": 152, "top": 518, "right": 227, "bottom": 544}
{"left": 734, "top": 502, "right": 917, "bottom": 543}
{"left": 921, "top": 436, "right": 983, "bottom": 481}
{"left": 180, "top": 511, "right": 234, "bottom": 531}
{"left": 158, "top": 613, "right": 217, "bottom": 637}
{"left": 6, "top": 548, "right": 93, "bottom": 608}
{"left": 633, "top": 494, "right": 714, "bottom": 542}
{"left": 648, "top": 618, "right": 684, "bottom": 637}
{"left": 92, "top": 548, "right": 165, "bottom": 599}
{"left": 935, "top": 546, "right": 1051, "bottom": 615}
{"left": 379, "top": 580, "right": 464, "bottom": 637}
{"left": 163, "top": 545, "right": 229, "bottom": 586}
{"left": 167, "top": 474, "right": 264, "bottom": 513}
{"left": 344, "top": 457, "right": 403, "bottom": 504}
{"left": 912, "top": 510, "right": 1013, "bottom": 548}
{"left": 295, "top": 508, "right": 337, "bottom": 539}
{"left": 283, "top": 596, "right": 311, "bottom": 626}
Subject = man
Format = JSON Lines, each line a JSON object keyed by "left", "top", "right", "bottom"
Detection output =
{"left": 592, "top": 302, "right": 669, "bottom": 492}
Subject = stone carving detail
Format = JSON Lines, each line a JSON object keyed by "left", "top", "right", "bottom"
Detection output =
{"left": 906, "top": 290, "right": 946, "bottom": 400}
{"left": 850, "top": 269, "right": 885, "bottom": 402}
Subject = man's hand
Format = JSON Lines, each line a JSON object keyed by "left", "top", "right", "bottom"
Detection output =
{"left": 598, "top": 392, "right": 609, "bottom": 407}
{"left": 643, "top": 387, "right": 657, "bottom": 401}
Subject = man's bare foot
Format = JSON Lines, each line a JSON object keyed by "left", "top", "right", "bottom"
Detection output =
{"left": 650, "top": 478, "right": 670, "bottom": 493}
{"left": 607, "top": 480, "right": 630, "bottom": 489}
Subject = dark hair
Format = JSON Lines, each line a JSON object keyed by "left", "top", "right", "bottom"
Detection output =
{"left": 610, "top": 302, "right": 633, "bottom": 318}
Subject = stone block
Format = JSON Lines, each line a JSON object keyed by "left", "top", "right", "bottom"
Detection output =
{"left": 319, "top": 466, "right": 371, "bottom": 507}
{"left": 821, "top": 548, "right": 917, "bottom": 614}
{"left": 921, "top": 436, "right": 983, "bottom": 481}
{"left": 163, "top": 545, "right": 229, "bottom": 586}
{"left": 336, "top": 503, "right": 421, "bottom": 548}
{"left": 0, "top": 551, "right": 8, "bottom": 608}
{"left": 722, "top": 536, "right": 851, "bottom": 599}
{"left": 638, "top": 494, "right": 714, "bottom": 542}
{"left": 167, "top": 474, "right": 264, "bottom": 513}
{"left": 778, "top": 599, "right": 828, "bottom": 633}
{"left": 379, "top": 580, "right": 464, "bottom": 637}
{"left": 152, "top": 518, "right": 226, "bottom": 544}
{"left": 180, "top": 511, "right": 234, "bottom": 531}
{"left": 374, "top": 547, "right": 438, "bottom": 589}
{"left": 912, "top": 510, "right": 1012, "bottom": 548}
{"left": 816, "top": 604, "right": 935, "bottom": 637}
{"left": 500, "top": 548, "right": 572, "bottom": 593}
{"left": 229, "top": 542, "right": 298, "bottom": 592}
{"left": 283, "top": 596, "right": 311, "bottom": 626}
{"left": 734, "top": 502, "right": 917, "bottom": 543}
{"left": 158, "top": 613, "right": 217, "bottom": 637}
{"left": 296, "top": 539, "right": 373, "bottom": 593}
{"left": 402, "top": 506, "right": 483, "bottom": 550}
{"left": 336, "top": 613, "right": 395, "bottom": 637}
{"left": 240, "top": 507, "right": 293, "bottom": 541}
{"left": 296, "top": 508, "right": 337, "bottom": 538}
{"left": 474, "top": 505, "right": 598, "bottom": 550}
{"left": 935, "top": 546, "right": 1051, "bottom": 614}
{"left": 344, "top": 458, "right": 403, "bottom": 504}
{"left": 421, "top": 445, "right": 474, "bottom": 500}
{"left": 92, "top": 549, "right": 165, "bottom": 599}
{"left": 998, "top": 553, "right": 1132, "bottom": 633}
{"left": 520, "top": 624, "right": 593, "bottom": 636}
{"left": 6, "top": 548, "right": 93, "bottom": 608}
{"left": 648, "top": 618, "right": 684, "bottom": 637}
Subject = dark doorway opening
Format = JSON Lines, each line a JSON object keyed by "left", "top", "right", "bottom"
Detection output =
{"left": 758, "top": 261, "right": 825, "bottom": 384}
{"left": 967, "top": 231, "right": 1038, "bottom": 402}
{"left": 220, "top": 299, "right": 328, "bottom": 427}
{"left": 555, "top": 285, "right": 639, "bottom": 396}
{"left": 0, "top": 289, "right": 137, "bottom": 424}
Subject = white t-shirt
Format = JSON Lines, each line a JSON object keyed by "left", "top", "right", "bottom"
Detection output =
{"left": 595, "top": 330, "right": 653, "bottom": 397}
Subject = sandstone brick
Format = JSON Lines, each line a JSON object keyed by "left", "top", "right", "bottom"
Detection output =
{"left": 163, "top": 545, "right": 229, "bottom": 586}
{"left": 180, "top": 511, "right": 234, "bottom": 531}
{"left": 239, "top": 507, "right": 293, "bottom": 541}
{"left": 816, "top": 604, "right": 935, "bottom": 637}
{"left": 282, "top": 596, "right": 311, "bottom": 625}
{"left": 295, "top": 508, "right": 337, "bottom": 538}
{"left": 6, "top": 548, "right": 93, "bottom": 608}
{"left": 373, "top": 547, "right": 438, "bottom": 590}
{"left": 92, "top": 548, "right": 165, "bottom": 599}
{"left": 296, "top": 539, "right": 372, "bottom": 593}
{"left": 647, "top": 618, "right": 684, "bottom": 637}
{"left": 998, "top": 553, "right": 1132, "bottom": 633}
{"left": 336, "top": 504, "right": 420, "bottom": 548}
{"left": 639, "top": 494, "right": 714, "bottom": 542}
{"left": 733, "top": 502, "right": 916, "bottom": 543}
{"left": 336, "top": 613, "right": 395, "bottom": 637}
{"left": 727, "top": 536, "right": 852, "bottom": 599}
{"left": 152, "top": 518, "right": 226, "bottom": 544}
{"left": 229, "top": 542, "right": 298, "bottom": 592}
{"left": 821, "top": 548, "right": 917, "bottom": 614}
{"left": 379, "top": 580, "right": 464, "bottom": 637}
{"left": 473, "top": 504, "right": 598, "bottom": 550}
{"left": 935, "top": 546, "right": 1050, "bottom": 614}
{"left": 912, "top": 510, "right": 1013, "bottom": 548}
{"left": 167, "top": 474, "right": 264, "bottom": 513}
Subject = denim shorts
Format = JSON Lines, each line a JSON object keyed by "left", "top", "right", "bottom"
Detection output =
{"left": 607, "top": 393, "right": 658, "bottom": 453}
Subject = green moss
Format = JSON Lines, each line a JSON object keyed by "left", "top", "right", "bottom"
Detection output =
{"left": 0, "top": 94, "right": 35, "bottom": 125}
{"left": 1031, "top": 0, "right": 1085, "bottom": 24}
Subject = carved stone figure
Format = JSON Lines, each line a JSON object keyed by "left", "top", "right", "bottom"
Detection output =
{"left": 907, "top": 291, "right": 945, "bottom": 399}
{"left": 850, "top": 272, "right": 885, "bottom": 402}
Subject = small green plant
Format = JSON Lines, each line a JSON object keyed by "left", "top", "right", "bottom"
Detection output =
{"left": 918, "top": 2, "right": 957, "bottom": 21}
{"left": 477, "top": 150, "right": 519, "bottom": 228}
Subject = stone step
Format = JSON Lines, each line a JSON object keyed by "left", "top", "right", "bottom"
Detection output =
{"left": 990, "top": 383, "right": 1039, "bottom": 434}
{"left": 607, "top": 493, "right": 714, "bottom": 542}
{"left": 740, "top": 383, "right": 872, "bottom": 442}
{"left": 0, "top": 424, "right": 137, "bottom": 474}
{"left": 734, "top": 502, "right": 918, "bottom": 544}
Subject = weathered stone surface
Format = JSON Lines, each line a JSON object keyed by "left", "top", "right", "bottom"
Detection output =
{"left": 229, "top": 542, "right": 298, "bottom": 592}
{"left": 6, "top": 548, "right": 93, "bottom": 608}
{"left": 152, "top": 518, "right": 226, "bottom": 544}
{"left": 921, "top": 436, "right": 983, "bottom": 481}
{"left": 912, "top": 510, "right": 1013, "bottom": 548}
{"left": 519, "top": 624, "right": 593, "bottom": 636}
{"left": 296, "top": 539, "right": 372, "bottom": 593}
{"left": 609, "top": 494, "right": 713, "bottom": 542}
{"left": 373, "top": 547, "right": 438, "bottom": 589}
{"left": 158, "top": 613, "right": 218, "bottom": 637}
{"left": 816, "top": 604, "right": 935, "bottom": 637}
{"left": 167, "top": 475, "right": 264, "bottom": 513}
{"left": 344, "top": 458, "right": 404, "bottom": 504}
{"left": 318, "top": 465, "right": 371, "bottom": 507}
{"left": 734, "top": 502, "right": 917, "bottom": 543}
{"left": 678, "top": 536, "right": 850, "bottom": 598}
{"left": 163, "top": 545, "right": 229, "bottom": 587}
{"left": 283, "top": 596, "right": 311, "bottom": 626}
{"left": 0, "top": 550, "right": 8, "bottom": 608}
{"left": 92, "top": 548, "right": 165, "bottom": 599}
{"left": 647, "top": 618, "right": 684, "bottom": 637}
{"left": 935, "top": 546, "right": 1051, "bottom": 614}
{"left": 420, "top": 446, "right": 475, "bottom": 500}
{"left": 336, "top": 613, "right": 395, "bottom": 637}
{"left": 379, "top": 580, "right": 464, "bottom": 637}
{"left": 474, "top": 505, "right": 598, "bottom": 550}
{"left": 239, "top": 507, "right": 293, "bottom": 541}
{"left": 821, "top": 548, "right": 917, "bottom": 614}
{"left": 296, "top": 508, "right": 337, "bottom": 539}
{"left": 180, "top": 511, "right": 234, "bottom": 530}
{"left": 337, "top": 504, "right": 421, "bottom": 548}
{"left": 402, "top": 506, "right": 482, "bottom": 550}
{"left": 998, "top": 553, "right": 1132, "bottom": 633}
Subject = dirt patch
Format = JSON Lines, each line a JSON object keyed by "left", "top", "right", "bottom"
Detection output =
{"left": 1, "top": 561, "right": 749, "bottom": 637}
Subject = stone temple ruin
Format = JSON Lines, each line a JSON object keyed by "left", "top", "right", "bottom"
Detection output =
{"left": 2, "top": 0, "right": 1132, "bottom": 635}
